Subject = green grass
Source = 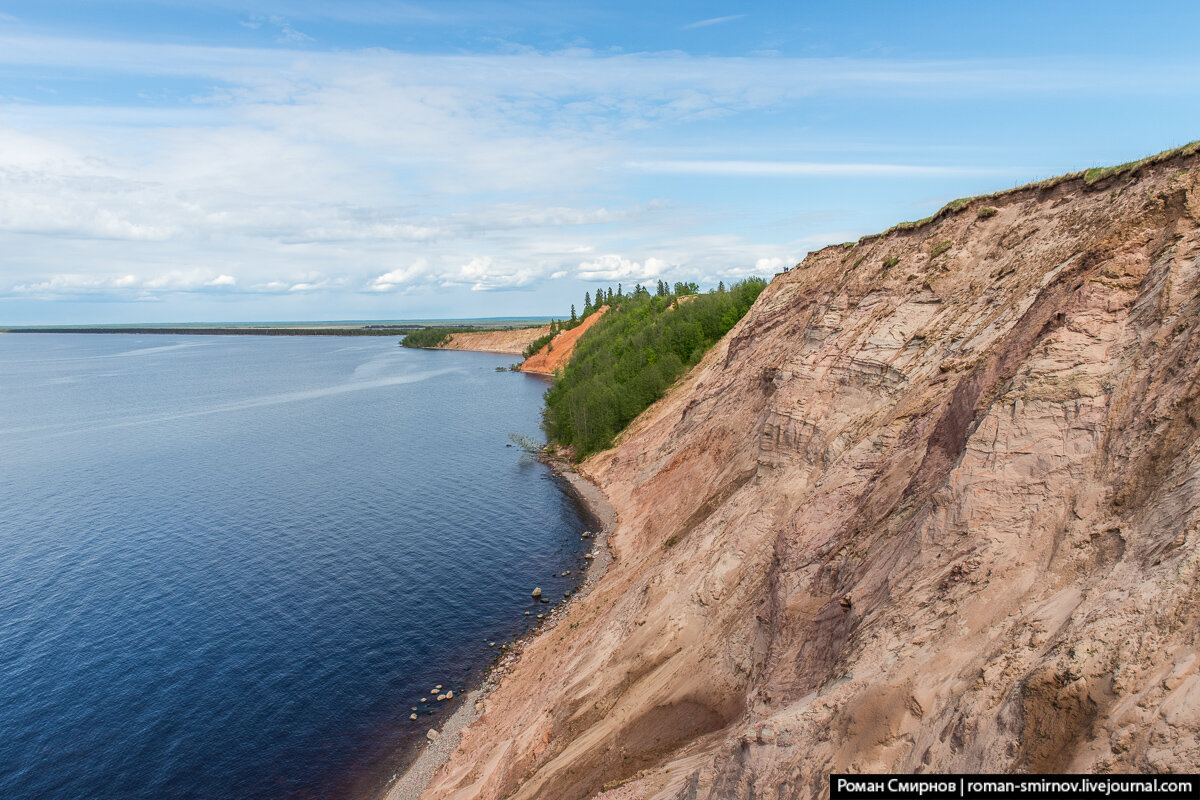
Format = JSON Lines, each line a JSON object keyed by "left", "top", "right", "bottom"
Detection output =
{"left": 930, "top": 240, "right": 952, "bottom": 258}
{"left": 976, "top": 206, "right": 998, "bottom": 220}
{"left": 848, "top": 140, "right": 1199, "bottom": 248}
{"left": 882, "top": 256, "right": 899, "bottom": 269}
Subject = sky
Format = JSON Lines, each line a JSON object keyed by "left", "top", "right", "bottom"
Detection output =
{"left": 2, "top": 1, "right": 1199, "bottom": 324}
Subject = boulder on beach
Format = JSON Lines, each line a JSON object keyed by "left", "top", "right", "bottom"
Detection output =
{"left": 531, "top": 587, "right": 542, "bottom": 599}
{"left": 426, "top": 729, "right": 439, "bottom": 742}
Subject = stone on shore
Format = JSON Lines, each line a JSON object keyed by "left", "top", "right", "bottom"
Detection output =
{"left": 531, "top": 587, "right": 542, "bottom": 599}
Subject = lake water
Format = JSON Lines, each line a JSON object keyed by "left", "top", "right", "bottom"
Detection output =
{"left": 0, "top": 334, "right": 590, "bottom": 800}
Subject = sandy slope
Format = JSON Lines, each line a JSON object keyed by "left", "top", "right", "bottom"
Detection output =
{"left": 440, "top": 327, "right": 550, "bottom": 356}
{"left": 417, "top": 147, "right": 1200, "bottom": 798}
{"left": 519, "top": 308, "right": 608, "bottom": 375}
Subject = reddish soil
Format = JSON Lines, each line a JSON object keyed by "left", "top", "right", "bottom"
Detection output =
{"left": 518, "top": 307, "right": 607, "bottom": 375}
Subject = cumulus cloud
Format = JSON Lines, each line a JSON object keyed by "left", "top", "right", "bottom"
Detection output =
{"left": 10, "top": 270, "right": 243, "bottom": 298}
{"left": 577, "top": 254, "right": 670, "bottom": 282}
{"left": 369, "top": 260, "right": 430, "bottom": 292}
{"left": 1, "top": 33, "right": 1178, "bottom": 318}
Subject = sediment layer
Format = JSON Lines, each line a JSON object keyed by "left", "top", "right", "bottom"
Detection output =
{"left": 438, "top": 327, "right": 551, "bottom": 356}
{"left": 419, "top": 149, "right": 1200, "bottom": 797}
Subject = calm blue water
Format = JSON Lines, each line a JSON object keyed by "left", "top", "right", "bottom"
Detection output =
{"left": 0, "top": 334, "right": 590, "bottom": 800}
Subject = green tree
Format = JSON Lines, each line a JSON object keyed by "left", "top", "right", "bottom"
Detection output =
{"left": 543, "top": 277, "right": 769, "bottom": 457}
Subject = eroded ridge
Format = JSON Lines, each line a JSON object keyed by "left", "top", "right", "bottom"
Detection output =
{"left": 419, "top": 152, "right": 1200, "bottom": 799}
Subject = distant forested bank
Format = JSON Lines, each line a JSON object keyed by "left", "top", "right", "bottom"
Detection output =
{"left": 542, "top": 277, "right": 768, "bottom": 457}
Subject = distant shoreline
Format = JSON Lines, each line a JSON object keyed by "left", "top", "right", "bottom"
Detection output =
{"left": 1, "top": 327, "right": 418, "bottom": 336}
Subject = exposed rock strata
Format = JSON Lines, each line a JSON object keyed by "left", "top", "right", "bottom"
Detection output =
{"left": 423, "top": 150, "right": 1200, "bottom": 798}
{"left": 439, "top": 326, "right": 550, "bottom": 355}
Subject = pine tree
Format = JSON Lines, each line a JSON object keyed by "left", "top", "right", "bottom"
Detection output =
{"left": 571, "top": 304, "right": 577, "bottom": 323}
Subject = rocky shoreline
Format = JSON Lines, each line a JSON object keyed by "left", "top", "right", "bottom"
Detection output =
{"left": 380, "top": 455, "right": 617, "bottom": 800}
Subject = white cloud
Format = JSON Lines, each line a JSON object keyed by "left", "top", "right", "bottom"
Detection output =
{"left": 269, "top": 17, "right": 313, "bottom": 44}
{"left": 369, "top": 260, "right": 430, "bottom": 292}
{"left": 1, "top": 33, "right": 1191, "bottom": 319}
{"left": 10, "top": 270, "right": 246, "bottom": 297}
{"left": 626, "top": 160, "right": 1020, "bottom": 178}
{"left": 577, "top": 255, "right": 669, "bottom": 282}
{"left": 683, "top": 14, "right": 746, "bottom": 30}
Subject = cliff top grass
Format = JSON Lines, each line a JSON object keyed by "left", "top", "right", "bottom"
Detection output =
{"left": 844, "top": 139, "right": 1200, "bottom": 249}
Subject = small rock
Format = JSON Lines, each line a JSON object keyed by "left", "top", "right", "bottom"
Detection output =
{"left": 420, "top": 697, "right": 427, "bottom": 703}
{"left": 426, "top": 729, "right": 440, "bottom": 742}
{"left": 437, "top": 694, "right": 447, "bottom": 701}
{"left": 582, "top": 531, "right": 591, "bottom": 538}
{"left": 531, "top": 587, "right": 542, "bottom": 599}
{"left": 488, "top": 642, "right": 495, "bottom": 647}
{"left": 411, "top": 707, "right": 417, "bottom": 711}
{"left": 562, "top": 570, "right": 571, "bottom": 576}
{"left": 537, "top": 614, "right": 544, "bottom": 619}
{"left": 446, "top": 690, "right": 453, "bottom": 699}
{"left": 564, "top": 591, "right": 571, "bottom": 597}
{"left": 759, "top": 728, "right": 777, "bottom": 744}
{"left": 409, "top": 713, "right": 418, "bottom": 720}
{"left": 839, "top": 594, "right": 852, "bottom": 609}
{"left": 585, "top": 553, "right": 594, "bottom": 560}
{"left": 524, "top": 611, "right": 531, "bottom": 616}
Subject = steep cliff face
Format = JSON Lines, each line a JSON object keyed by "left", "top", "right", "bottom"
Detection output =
{"left": 424, "top": 147, "right": 1200, "bottom": 798}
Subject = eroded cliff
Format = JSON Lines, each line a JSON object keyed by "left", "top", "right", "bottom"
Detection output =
{"left": 440, "top": 326, "right": 551, "bottom": 355}
{"left": 423, "top": 144, "right": 1200, "bottom": 798}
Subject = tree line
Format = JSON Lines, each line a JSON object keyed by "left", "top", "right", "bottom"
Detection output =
{"left": 542, "top": 277, "right": 768, "bottom": 457}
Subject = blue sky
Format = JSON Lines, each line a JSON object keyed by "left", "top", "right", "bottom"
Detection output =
{"left": 2, "top": 1, "right": 1199, "bottom": 324}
